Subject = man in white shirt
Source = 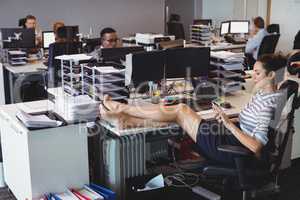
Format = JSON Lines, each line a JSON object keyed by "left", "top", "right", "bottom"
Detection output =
{"left": 245, "top": 17, "right": 268, "bottom": 68}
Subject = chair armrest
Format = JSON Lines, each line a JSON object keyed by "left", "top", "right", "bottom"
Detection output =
{"left": 217, "top": 145, "right": 253, "bottom": 156}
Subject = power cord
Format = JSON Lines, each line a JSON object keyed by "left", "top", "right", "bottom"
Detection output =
{"left": 164, "top": 172, "right": 200, "bottom": 188}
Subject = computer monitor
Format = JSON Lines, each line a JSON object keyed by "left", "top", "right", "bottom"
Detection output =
{"left": 229, "top": 20, "right": 249, "bottom": 34}
{"left": 1, "top": 28, "right": 35, "bottom": 48}
{"left": 220, "top": 21, "right": 230, "bottom": 36}
{"left": 42, "top": 31, "right": 55, "bottom": 49}
{"left": 101, "top": 46, "right": 145, "bottom": 62}
{"left": 82, "top": 37, "right": 101, "bottom": 53}
{"left": 165, "top": 47, "right": 210, "bottom": 79}
{"left": 130, "top": 50, "right": 165, "bottom": 87}
{"left": 193, "top": 19, "right": 212, "bottom": 26}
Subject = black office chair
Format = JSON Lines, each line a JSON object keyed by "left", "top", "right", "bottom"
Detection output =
{"left": 293, "top": 30, "right": 300, "bottom": 49}
{"left": 18, "top": 18, "right": 26, "bottom": 28}
{"left": 47, "top": 42, "right": 82, "bottom": 88}
{"left": 15, "top": 73, "right": 48, "bottom": 102}
{"left": 245, "top": 34, "right": 281, "bottom": 69}
{"left": 167, "top": 22, "right": 185, "bottom": 40}
{"left": 200, "top": 80, "right": 299, "bottom": 200}
{"left": 257, "top": 34, "right": 280, "bottom": 58}
{"left": 267, "top": 24, "right": 280, "bottom": 34}
{"left": 287, "top": 51, "right": 300, "bottom": 78}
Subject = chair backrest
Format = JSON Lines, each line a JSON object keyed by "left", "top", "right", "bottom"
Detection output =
{"left": 294, "top": 30, "right": 300, "bottom": 49}
{"left": 267, "top": 80, "right": 299, "bottom": 174}
{"left": 257, "top": 34, "right": 280, "bottom": 58}
{"left": 18, "top": 18, "right": 26, "bottom": 28}
{"left": 19, "top": 73, "right": 48, "bottom": 102}
{"left": 48, "top": 42, "right": 82, "bottom": 87}
{"left": 267, "top": 24, "right": 280, "bottom": 34}
{"left": 167, "top": 22, "right": 185, "bottom": 40}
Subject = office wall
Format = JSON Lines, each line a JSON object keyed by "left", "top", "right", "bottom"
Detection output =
{"left": 270, "top": 1, "right": 300, "bottom": 159}
{"left": 0, "top": 0, "right": 165, "bottom": 37}
{"left": 202, "top": 0, "right": 236, "bottom": 27}
{"left": 201, "top": 0, "right": 267, "bottom": 27}
{"left": 270, "top": 0, "right": 300, "bottom": 53}
{"left": 165, "top": 0, "right": 195, "bottom": 39}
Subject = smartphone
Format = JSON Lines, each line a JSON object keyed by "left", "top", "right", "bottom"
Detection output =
{"left": 101, "top": 101, "right": 111, "bottom": 111}
{"left": 212, "top": 101, "right": 221, "bottom": 108}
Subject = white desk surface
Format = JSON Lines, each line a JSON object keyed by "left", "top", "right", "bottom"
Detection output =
{"left": 47, "top": 82, "right": 252, "bottom": 136}
{"left": 4, "top": 61, "right": 47, "bottom": 74}
{"left": 101, "top": 89, "right": 251, "bottom": 136}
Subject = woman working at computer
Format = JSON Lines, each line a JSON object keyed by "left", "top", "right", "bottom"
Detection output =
{"left": 100, "top": 54, "right": 286, "bottom": 166}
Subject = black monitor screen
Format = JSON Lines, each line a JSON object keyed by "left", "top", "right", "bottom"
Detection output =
{"left": 193, "top": 19, "right": 212, "bottom": 26}
{"left": 165, "top": 47, "right": 210, "bottom": 79}
{"left": 131, "top": 50, "right": 165, "bottom": 87}
{"left": 1, "top": 28, "right": 35, "bottom": 48}
{"left": 101, "top": 46, "right": 145, "bottom": 62}
{"left": 82, "top": 37, "right": 101, "bottom": 53}
{"left": 61, "top": 26, "right": 79, "bottom": 41}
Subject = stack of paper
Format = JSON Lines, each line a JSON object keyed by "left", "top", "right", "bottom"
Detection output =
{"left": 211, "top": 69, "right": 242, "bottom": 78}
{"left": 54, "top": 95, "right": 100, "bottom": 122}
{"left": 93, "top": 66, "right": 127, "bottom": 101}
{"left": 16, "top": 110, "right": 62, "bottom": 128}
{"left": 210, "top": 51, "right": 244, "bottom": 70}
{"left": 8, "top": 50, "right": 27, "bottom": 65}
{"left": 190, "top": 25, "right": 211, "bottom": 45}
{"left": 55, "top": 54, "right": 93, "bottom": 64}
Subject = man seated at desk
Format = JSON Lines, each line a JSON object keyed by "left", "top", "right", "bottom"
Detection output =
{"left": 24, "top": 14, "right": 42, "bottom": 48}
{"left": 245, "top": 16, "right": 269, "bottom": 68}
{"left": 100, "top": 53, "right": 286, "bottom": 167}
{"left": 90, "top": 27, "right": 121, "bottom": 60}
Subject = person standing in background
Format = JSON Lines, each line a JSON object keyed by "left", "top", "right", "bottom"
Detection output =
{"left": 24, "top": 15, "right": 42, "bottom": 48}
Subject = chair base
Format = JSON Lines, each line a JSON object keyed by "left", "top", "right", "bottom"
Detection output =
{"left": 249, "top": 182, "right": 280, "bottom": 199}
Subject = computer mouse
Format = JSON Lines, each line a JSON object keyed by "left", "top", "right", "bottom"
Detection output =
{"left": 220, "top": 102, "right": 232, "bottom": 109}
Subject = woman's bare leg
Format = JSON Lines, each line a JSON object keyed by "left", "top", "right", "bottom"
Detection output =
{"left": 101, "top": 110, "right": 169, "bottom": 130}
{"left": 103, "top": 97, "right": 202, "bottom": 141}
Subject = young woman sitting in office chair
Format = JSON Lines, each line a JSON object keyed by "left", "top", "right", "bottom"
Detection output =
{"left": 100, "top": 54, "right": 286, "bottom": 166}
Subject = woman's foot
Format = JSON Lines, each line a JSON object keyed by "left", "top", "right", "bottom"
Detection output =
{"left": 102, "top": 95, "right": 126, "bottom": 114}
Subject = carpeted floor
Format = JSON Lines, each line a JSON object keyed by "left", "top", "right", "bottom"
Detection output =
{"left": 0, "top": 187, "right": 16, "bottom": 200}
{"left": 0, "top": 160, "right": 299, "bottom": 200}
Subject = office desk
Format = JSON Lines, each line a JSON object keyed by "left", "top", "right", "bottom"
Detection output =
{"left": 2, "top": 61, "right": 47, "bottom": 104}
{"left": 91, "top": 85, "right": 251, "bottom": 200}
{"left": 0, "top": 100, "right": 89, "bottom": 200}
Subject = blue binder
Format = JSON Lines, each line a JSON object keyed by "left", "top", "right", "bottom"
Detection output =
{"left": 86, "top": 183, "right": 116, "bottom": 200}
{"left": 49, "top": 193, "right": 62, "bottom": 200}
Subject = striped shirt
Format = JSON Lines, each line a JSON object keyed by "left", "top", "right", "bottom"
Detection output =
{"left": 239, "top": 90, "right": 283, "bottom": 145}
